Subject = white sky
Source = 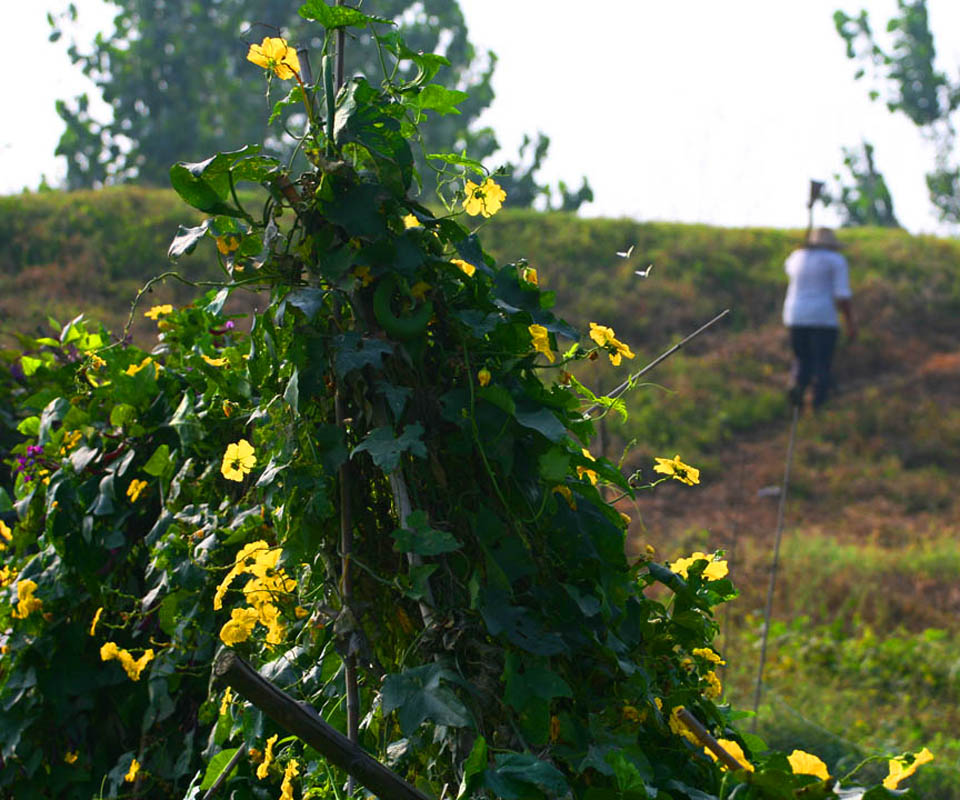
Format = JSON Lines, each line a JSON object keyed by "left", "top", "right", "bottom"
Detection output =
{"left": 5, "top": 0, "right": 960, "bottom": 234}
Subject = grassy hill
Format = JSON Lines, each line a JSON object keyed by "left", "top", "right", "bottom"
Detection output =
{"left": 3, "top": 188, "right": 960, "bottom": 793}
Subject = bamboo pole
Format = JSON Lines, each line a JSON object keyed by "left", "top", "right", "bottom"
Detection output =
{"left": 212, "top": 651, "right": 432, "bottom": 800}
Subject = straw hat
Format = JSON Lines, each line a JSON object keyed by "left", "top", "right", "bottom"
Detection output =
{"left": 806, "top": 227, "right": 843, "bottom": 249}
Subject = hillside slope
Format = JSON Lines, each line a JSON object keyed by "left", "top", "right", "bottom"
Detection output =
{"left": 3, "top": 188, "right": 960, "bottom": 791}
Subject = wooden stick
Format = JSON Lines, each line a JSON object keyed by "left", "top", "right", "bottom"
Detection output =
{"left": 212, "top": 651, "right": 432, "bottom": 800}
{"left": 676, "top": 708, "right": 749, "bottom": 772}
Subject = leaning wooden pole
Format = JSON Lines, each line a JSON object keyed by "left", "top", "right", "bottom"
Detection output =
{"left": 213, "top": 651, "right": 432, "bottom": 800}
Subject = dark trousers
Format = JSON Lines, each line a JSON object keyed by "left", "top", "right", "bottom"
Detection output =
{"left": 789, "top": 326, "right": 838, "bottom": 408}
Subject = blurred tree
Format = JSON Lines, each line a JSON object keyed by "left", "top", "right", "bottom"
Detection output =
{"left": 834, "top": 0, "right": 960, "bottom": 224}
{"left": 49, "top": 0, "right": 592, "bottom": 209}
{"left": 825, "top": 141, "right": 899, "bottom": 227}
{"left": 495, "top": 133, "right": 594, "bottom": 211}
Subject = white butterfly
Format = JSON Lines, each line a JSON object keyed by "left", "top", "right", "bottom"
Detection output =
{"left": 616, "top": 245, "right": 635, "bottom": 259}
{"left": 634, "top": 264, "right": 654, "bottom": 278}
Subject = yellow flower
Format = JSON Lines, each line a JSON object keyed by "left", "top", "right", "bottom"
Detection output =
{"left": 12, "top": 579, "right": 42, "bottom": 619}
{"left": 144, "top": 304, "right": 173, "bottom": 320}
{"left": 702, "top": 670, "right": 722, "bottom": 700}
{"left": 520, "top": 266, "right": 539, "bottom": 286}
{"left": 402, "top": 213, "right": 421, "bottom": 228}
{"left": 124, "top": 757, "right": 140, "bottom": 783}
{"left": 202, "top": 355, "right": 229, "bottom": 367}
{"left": 280, "top": 758, "right": 299, "bottom": 800}
{"left": 528, "top": 324, "right": 556, "bottom": 363}
{"left": 670, "top": 551, "right": 728, "bottom": 581}
{"left": 257, "top": 734, "right": 279, "bottom": 779}
{"left": 667, "top": 706, "right": 700, "bottom": 745}
{"left": 220, "top": 686, "right": 233, "bottom": 717}
{"left": 124, "top": 357, "right": 154, "bottom": 377}
{"left": 552, "top": 485, "right": 576, "bottom": 509}
{"left": 294, "top": 605, "right": 309, "bottom": 619}
{"left": 0, "top": 520, "right": 10, "bottom": 541}
{"left": 577, "top": 448, "right": 598, "bottom": 485}
{"left": 692, "top": 648, "right": 726, "bottom": 666}
{"left": 653, "top": 454, "right": 700, "bottom": 486}
{"left": 214, "top": 540, "right": 273, "bottom": 609}
{"left": 410, "top": 281, "right": 431, "bottom": 301}
{"left": 353, "top": 265, "right": 374, "bottom": 287}
{"left": 477, "top": 368, "right": 491, "bottom": 387}
{"left": 884, "top": 747, "right": 934, "bottom": 790}
{"left": 100, "top": 641, "right": 120, "bottom": 661}
{"left": 247, "top": 37, "right": 301, "bottom": 80}
{"left": 622, "top": 704, "right": 641, "bottom": 723}
{"left": 216, "top": 235, "right": 240, "bottom": 254}
{"left": 463, "top": 177, "right": 506, "bottom": 217}
{"left": 618, "top": 512, "right": 632, "bottom": 527}
{"left": 549, "top": 714, "right": 561, "bottom": 743}
{"left": 220, "top": 607, "right": 259, "bottom": 645}
{"left": 788, "top": 749, "right": 830, "bottom": 781}
{"left": 588, "top": 322, "right": 635, "bottom": 366}
{"left": 118, "top": 649, "right": 154, "bottom": 681}
{"left": 126, "top": 479, "right": 148, "bottom": 503}
{"left": 221, "top": 439, "right": 256, "bottom": 482}
{"left": 64, "top": 751, "right": 79, "bottom": 764}
{"left": 90, "top": 606, "right": 103, "bottom": 636}
{"left": 705, "top": 739, "right": 754, "bottom": 772}
{"left": 451, "top": 258, "right": 476, "bottom": 277}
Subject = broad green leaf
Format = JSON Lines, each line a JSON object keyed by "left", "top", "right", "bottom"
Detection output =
{"left": 299, "top": 0, "right": 390, "bottom": 27}
{"left": 198, "top": 747, "right": 240, "bottom": 791}
{"left": 0, "top": 488, "right": 11, "bottom": 513}
{"left": 417, "top": 84, "right": 469, "bottom": 116}
{"left": 458, "top": 736, "right": 488, "bottom": 799}
{"left": 169, "top": 394, "right": 203, "bottom": 448}
{"left": 392, "top": 510, "right": 461, "bottom": 556}
{"left": 538, "top": 447, "right": 570, "bottom": 482}
{"left": 514, "top": 407, "right": 567, "bottom": 443}
{"left": 143, "top": 444, "right": 172, "bottom": 478}
{"left": 493, "top": 753, "right": 569, "bottom": 797}
{"left": 381, "top": 664, "right": 471, "bottom": 735}
{"left": 283, "top": 369, "right": 299, "bottom": 413}
{"left": 352, "top": 424, "right": 427, "bottom": 474}
{"left": 426, "top": 151, "right": 485, "bottom": 174}
{"left": 333, "top": 332, "right": 393, "bottom": 378}
{"left": 168, "top": 221, "right": 210, "bottom": 260}
{"left": 19, "top": 356, "right": 42, "bottom": 376}
{"left": 16, "top": 416, "right": 39, "bottom": 436}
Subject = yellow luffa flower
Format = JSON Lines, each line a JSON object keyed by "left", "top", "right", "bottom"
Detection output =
{"left": 247, "top": 37, "right": 300, "bottom": 80}
{"left": 520, "top": 266, "right": 539, "bottom": 286}
{"left": 702, "top": 670, "right": 722, "bottom": 700}
{"left": 219, "top": 686, "right": 233, "bottom": 716}
{"left": 0, "top": 520, "right": 10, "bottom": 544}
{"left": 577, "top": 448, "right": 598, "bottom": 485}
{"left": 220, "top": 607, "right": 259, "bottom": 645}
{"left": 353, "top": 265, "right": 374, "bottom": 287}
{"left": 588, "top": 322, "right": 635, "bottom": 366}
{"left": 670, "top": 551, "right": 728, "bottom": 581}
{"left": 126, "top": 478, "right": 148, "bottom": 503}
{"left": 884, "top": 747, "right": 934, "bottom": 790}
{"left": 787, "top": 749, "right": 830, "bottom": 781}
{"left": 402, "top": 213, "right": 421, "bottom": 228}
{"left": 90, "top": 606, "right": 103, "bottom": 636}
{"left": 528, "top": 324, "right": 556, "bottom": 363}
{"left": 124, "top": 757, "right": 140, "bottom": 783}
{"left": 124, "top": 357, "right": 155, "bottom": 377}
{"left": 477, "top": 368, "right": 492, "bottom": 387}
{"left": 463, "top": 178, "right": 506, "bottom": 217}
{"left": 280, "top": 758, "right": 299, "bottom": 800}
{"left": 653, "top": 454, "right": 700, "bottom": 486}
{"left": 552, "top": 485, "right": 576, "bottom": 509}
{"left": 692, "top": 647, "right": 726, "bottom": 665}
{"left": 410, "top": 281, "right": 431, "bottom": 301}
{"left": 100, "top": 641, "right": 153, "bottom": 680}
{"left": 221, "top": 439, "right": 256, "bottom": 482}
{"left": 257, "top": 734, "right": 279, "bottom": 779}
{"left": 450, "top": 258, "right": 476, "bottom": 277}
{"left": 12, "top": 579, "right": 42, "bottom": 619}
{"left": 667, "top": 706, "right": 700, "bottom": 745}
{"left": 216, "top": 235, "right": 240, "bottom": 254}
{"left": 64, "top": 751, "right": 79, "bottom": 764}
{"left": 202, "top": 355, "right": 229, "bottom": 367}
{"left": 214, "top": 540, "right": 275, "bottom": 609}
{"left": 144, "top": 304, "right": 173, "bottom": 320}
{"left": 705, "top": 739, "right": 754, "bottom": 772}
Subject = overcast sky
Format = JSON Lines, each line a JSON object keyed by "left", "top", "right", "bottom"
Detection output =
{"left": 5, "top": 0, "right": 960, "bottom": 235}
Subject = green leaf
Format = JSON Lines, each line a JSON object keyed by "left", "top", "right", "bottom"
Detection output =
{"left": 143, "top": 444, "right": 172, "bottom": 478}
{"left": 417, "top": 84, "right": 469, "bottom": 116}
{"left": 198, "top": 747, "right": 240, "bottom": 791}
{"left": 19, "top": 356, "right": 43, "bottom": 376}
{"left": 298, "top": 0, "right": 390, "bottom": 27}
{"left": 283, "top": 369, "right": 300, "bottom": 414}
{"left": 110, "top": 404, "right": 137, "bottom": 428}
{"left": 352, "top": 424, "right": 427, "bottom": 474}
{"left": 333, "top": 332, "right": 393, "bottom": 378}
{"left": 514, "top": 407, "right": 567, "bottom": 443}
{"left": 169, "top": 147, "right": 259, "bottom": 216}
{"left": 168, "top": 221, "right": 210, "bottom": 260}
{"left": 392, "top": 510, "right": 461, "bottom": 556}
{"left": 16, "top": 416, "right": 40, "bottom": 436}
{"left": 426, "top": 151, "right": 486, "bottom": 175}
{"left": 458, "top": 736, "right": 488, "bottom": 799}
{"left": 169, "top": 394, "right": 203, "bottom": 448}
{"left": 381, "top": 664, "right": 471, "bottom": 735}
{"left": 538, "top": 447, "right": 570, "bottom": 482}
{"left": 0, "top": 488, "right": 11, "bottom": 513}
{"left": 493, "top": 753, "right": 569, "bottom": 797}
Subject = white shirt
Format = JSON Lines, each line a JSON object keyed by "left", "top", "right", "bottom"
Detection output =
{"left": 782, "top": 247, "right": 851, "bottom": 327}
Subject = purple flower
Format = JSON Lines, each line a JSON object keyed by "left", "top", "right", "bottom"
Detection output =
{"left": 224, "top": 320, "right": 235, "bottom": 330}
